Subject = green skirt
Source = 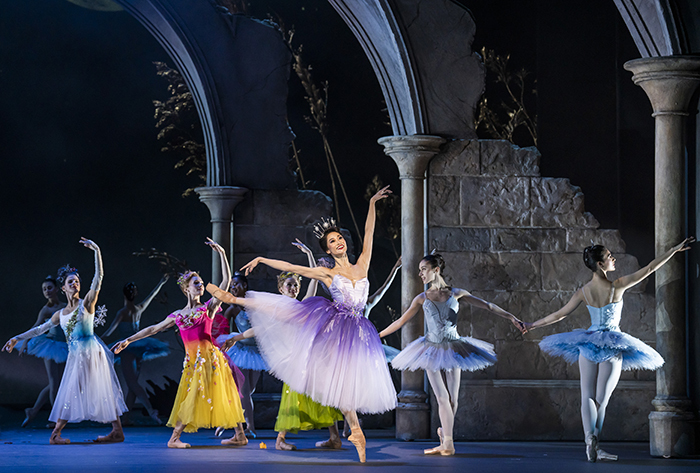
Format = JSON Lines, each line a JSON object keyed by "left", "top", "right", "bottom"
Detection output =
{"left": 275, "top": 383, "right": 344, "bottom": 433}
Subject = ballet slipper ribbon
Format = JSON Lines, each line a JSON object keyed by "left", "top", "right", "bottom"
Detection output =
{"left": 206, "top": 283, "right": 236, "bottom": 304}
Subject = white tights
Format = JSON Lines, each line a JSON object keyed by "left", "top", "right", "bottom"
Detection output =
{"left": 578, "top": 354, "right": 622, "bottom": 439}
{"left": 426, "top": 369, "right": 461, "bottom": 439}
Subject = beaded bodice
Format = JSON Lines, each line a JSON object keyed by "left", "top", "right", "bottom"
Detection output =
{"left": 423, "top": 295, "right": 460, "bottom": 343}
{"left": 586, "top": 301, "right": 622, "bottom": 332}
{"left": 59, "top": 302, "right": 95, "bottom": 341}
{"left": 329, "top": 275, "right": 369, "bottom": 317}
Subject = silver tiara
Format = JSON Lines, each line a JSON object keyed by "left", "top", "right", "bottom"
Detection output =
{"left": 313, "top": 217, "right": 337, "bottom": 239}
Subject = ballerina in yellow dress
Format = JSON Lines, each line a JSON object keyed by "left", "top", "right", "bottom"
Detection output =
{"left": 113, "top": 239, "right": 245, "bottom": 448}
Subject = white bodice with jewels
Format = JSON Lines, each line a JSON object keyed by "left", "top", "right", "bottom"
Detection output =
{"left": 424, "top": 295, "right": 461, "bottom": 344}
{"left": 59, "top": 302, "right": 95, "bottom": 341}
{"left": 586, "top": 301, "right": 623, "bottom": 332}
{"left": 329, "top": 275, "right": 369, "bottom": 316}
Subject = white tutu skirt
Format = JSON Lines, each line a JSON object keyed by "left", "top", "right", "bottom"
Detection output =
{"left": 116, "top": 338, "right": 170, "bottom": 363}
{"left": 27, "top": 335, "right": 68, "bottom": 363}
{"left": 215, "top": 333, "right": 269, "bottom": 371}
{"left": 49, "top": 336, "right": 127, "bottom": 423}
{"left": 244, "top": 291, "right": 397, "bottom": 414}
{"left": 539, "top": 329, "right": 664, "bottom": 370}
{"left": 391, "top": 336, "right": 497, "bottom": 372}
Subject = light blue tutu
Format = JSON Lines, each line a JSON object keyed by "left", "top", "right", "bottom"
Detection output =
{"left": 539, "top": 298, "right": 664, "bottom": 371}
{"left": 383, "top": 344, "right": 400, "bottom": 363}
{"left": 216, "top": 333, "right": 269, "bottom": 371}
{"left": 391, "top": 336, "right": 497, "bottom": 372}
{"left": 27, "top": 334, "right": 68, "bottom": 363}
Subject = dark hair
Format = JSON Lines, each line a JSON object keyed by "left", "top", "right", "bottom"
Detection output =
{"left": 583, "top": 245, "right": 607, "bottom": 271}
{"left": 43, "top": 275, "right": 58, "bottom": 286}
{"left": 421, "top": 253, "right": 446, "bottom": 274}
{"left": 56, "top": 264, "right": 80, "bottom": 286}
{"left": 123, "top": 282, "right": 137, "bottom": 301}
{"left": 319, "top": 227, "right": 343, "bottom": 253}
{"left": 232, "top": 272, "right": 248, "bottom": 288}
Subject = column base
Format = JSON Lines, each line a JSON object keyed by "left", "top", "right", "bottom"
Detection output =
{"left": 649, "top": 410, "right": 696, "bottom": 457}
{"left": 395, "top": 390, "right": 430, "bottom": 440}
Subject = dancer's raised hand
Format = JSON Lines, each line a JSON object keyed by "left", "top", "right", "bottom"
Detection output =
{"left": 672, "top": 237, "right": 695, "bottom": 253}
{"left": 370, "top": 185, "right": 392, "bottom": 204}
{"left": 2, "top": 338, "right": 18, "bottom": 353}
{"left": 205, "top": 237, "right": 225, "bottom": 254}
{"left": 112, "top": 340, "right": 130, "bottom": 354}
{"left": 79, "top": 237, "right": 99, "bottom": 251}
{"left": 240, "top": 257, "right": 261, "bottom": 276}
{"left": 292, "top": 239, "right": 312, "bottom": 256}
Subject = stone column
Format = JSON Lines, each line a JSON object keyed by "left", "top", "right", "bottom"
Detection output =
{"left": 624, "top": 56, "right": 700, "bottom": 457}
{"left": 379, "top": 134, "right": 446, "bottom": 440}
{"left": 195, "top": 186, "right": 249, "bottom": 284}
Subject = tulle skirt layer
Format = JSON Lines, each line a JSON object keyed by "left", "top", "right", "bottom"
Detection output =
{"left": 27, "top": 335, "right": 68, "bottom": 363}
{"left": 244, "top": 291, "right": 397, "bottom": 414}
{"left": 49, "top": 336, "right": 127, "bottom": 423}
{"left": 274, "top": 383, "right": 343, "bottom": 433}
{"left": 215, "top": 334, "right": 269, "bottom": 371}
{"left": 539, "top": 329, "right": 664, "bottom": 370}
{"left": 382, "top": 344, "right": 400, "bottom": 363}
{"left": 116, "top": 338, "right": 170, "bottom": 362}
{"left": 167, "top": 341, "right": 245, "bottom": 433}
{"left": 391, "top": 336, "right": 497, "bottom": 372}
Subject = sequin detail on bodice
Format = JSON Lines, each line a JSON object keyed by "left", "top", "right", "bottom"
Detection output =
{"left": 586, "top": 301, "right": 622, "bottom": 332}
{"left": 423, "top": 295, "right": 460, "bottom": 343}
{"left": 169, "top": 305, "right": 214, "bottom": 344}
{"left": 59, "top": 302, "right": 95, "bottom": 342}
{"left": 329, "top": 275, "right": 369, "bottom": 317}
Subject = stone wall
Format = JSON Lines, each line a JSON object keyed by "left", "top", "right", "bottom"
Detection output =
{"left": 427, "top": 139, "right": 656, "bottom": 440}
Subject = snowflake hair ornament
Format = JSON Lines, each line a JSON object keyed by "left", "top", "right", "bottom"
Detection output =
{"left": 94, "top": 305, "right": 108, "bottom": 327}
{"left": 313, "top": 217, "right": 338, "bottom": 240}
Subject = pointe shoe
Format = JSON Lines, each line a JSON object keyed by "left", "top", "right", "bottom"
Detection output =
{"left": 596, "top": 447, "right": 618, "bottom": 461}
{"left": 221, "top": 434, "right": 248, "bottom": 446}
{"left": 22, "top": 408, "right": 35, "bottom": 428}
{"left": 348, "top": 431, "right": 366, "bottom": 463}
{"left": 215, "top": 427, "right": 226, "bottom": 437}
{"left": 94, "top": 431, "right": 125, "bottom": 443}
{"left": 50, "top": 432, "right": 70, "bottom": 445}
{"left": 167, "top": 438, "right": 191, "bottom": 449}
{"left": 585, "top": 434, "right": 598, "bottom": 463}
{"left": 207, "top": 283, "right": 236, "bottom": 304}
{"left": 315, "top": 437, "right": 342, "bottom": 449}
{"left": 276, "top": 437, "right": 297, "bottom": 451}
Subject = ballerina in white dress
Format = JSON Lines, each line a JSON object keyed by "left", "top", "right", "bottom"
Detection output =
{"left": 211, "top": 186, "right": 397, "bottom": 462}
{"left": 379, "top": 253, "right": 523, "bottom": 455}
{"left": 521, "top": 238, "right": 693, "bottom": 462}
{"left": 3, "top": 238, "right": 127, "bottom": 444}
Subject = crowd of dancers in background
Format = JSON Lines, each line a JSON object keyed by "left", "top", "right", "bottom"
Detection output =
{"left": 3, "top": 185, "right": 693, "bottom": 463}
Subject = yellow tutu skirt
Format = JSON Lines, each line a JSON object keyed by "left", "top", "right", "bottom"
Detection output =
{"left": 274, "top": 383, "right": 343, "bottom": 433}
{"left": 167, "top": 341, "right": 245, "bottom": 433}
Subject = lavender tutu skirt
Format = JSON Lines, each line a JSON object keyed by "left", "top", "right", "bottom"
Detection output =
{"left": 244, "top": 291, "right": 397, "bottom": 414}
{"left": 391, "top": 336, "right": 497, "bottom": 372}
{"left": 215, "top": 334, "right": 269, "bottom": 371}
{"left": 539, "top": 329, "right": 664, "bottom": 370}
{"left": 27, "top": 335, "right": 68, "bottom": 363}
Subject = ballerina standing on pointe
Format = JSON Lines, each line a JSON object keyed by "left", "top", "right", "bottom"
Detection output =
{"left": 211, "top": 186, "right": 398, "bottom": 462}
{"left": 520, "top": 238, "right": 693, "bottom": 462}
{"left": 113, "top": 239, "right": 246, "bottom": 448}
{"left": 379, "top": 253, "right": 524, "bottom": 456}
{"left": 3, "top": 238, "right": 127, "bottom": 444}
{"left": 103, "top": 275, "right": 169, "bottom": 424}
{"left": 18, "top": 276, "right": 67, "bottom": 428}
{"left": 225, "top": 239, "right": 345, "bottom": 451}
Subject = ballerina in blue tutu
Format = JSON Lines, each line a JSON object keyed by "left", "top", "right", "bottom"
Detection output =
{"left": 521, "top": 237, "right": 694, "bottom": 462}
{"left": 379, "top": 253, "right": 523, "bottom": 456}
{"left": 18, "top": 276, "right": 67, "bottom": 427}
{"left": 103, "top": 275, "right": 169, "bottom": 424}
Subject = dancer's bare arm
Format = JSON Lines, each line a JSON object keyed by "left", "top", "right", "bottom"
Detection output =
{"left": 80, "top": 237, "right": 103, "bottom": 314}
{"left": 3, "top": 311, "right": 61, "bottom": 353}
{"left": 221, "top": 328, "right": 255, "bottom": 351}
{"left": 456, "top": 288, "right": 525, "bottom": 331}
{"left": 379, "top": 293, "right": 425, "bottom": 338}
{"left": 523, "top": 289, "right": 585, "bottom": 332}
{"left": 112, "top": 316, "right": 175, "bottom": 354}
{"left": 136, "top": 275, "right": 169, "bottom": 312}
{"left": 613, "top": 237, "right": 694, "bottom": 294}
{"left": 356, "top": 185, "right": 391, "bottom": 273}
{"left": 293, "top": 239, "right": 319, "bottom": 300}
{"left": 207, "top": 238, "right": 231, "bottom": 317}
{"left": 241, "top": 257, "right": 333, "bottom": 287}
{"left": 367, "top": 256, "right": 402, "bottom": 311}
{"left": 102, "top": 307, "right": 127, "bottom": 338}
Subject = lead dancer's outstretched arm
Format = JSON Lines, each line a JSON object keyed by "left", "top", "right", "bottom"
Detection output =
{"left": 111, "top": 316, "right": 176, "bottom": 354}
{"left": 292, "top": 239, "right": 319, "bottom": 300}
{"left": 613, "top": 237, "right": 694, "bottom": 292}
{"left": 206, "top": 238, "right": 232, "bottom": 318}
{"left": 239, "top": 259, "right": 332, "bottom": 290}
{"left": 80, "top": 237, "right": 103, "bottom": 314}
{"left": 355, "top": 186, "right": 391, "bottom": 274}
{"left": 3, "top": 311, "right": 62, "bottom": 353}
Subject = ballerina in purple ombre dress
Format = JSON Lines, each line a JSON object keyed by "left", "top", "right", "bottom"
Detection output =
{"left": 213, "top": 186, "right": 397, "bottom": 463}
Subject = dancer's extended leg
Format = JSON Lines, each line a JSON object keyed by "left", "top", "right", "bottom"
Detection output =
{"left": 593, "top": 356, "right": 622, "bottom": 461}
{"left": 579, "top": 355, "right": 599, "bottom": 462}
{"left": 344, "top": 410, "right": 366, "bottom": 462}
{"left": 240, "top": 369, "right": 261, "bottom": 436}
{"left": 425, "top": 370, "right": 456, "bottom": 455}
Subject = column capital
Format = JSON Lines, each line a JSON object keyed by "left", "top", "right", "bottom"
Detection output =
{"left": 624, "top": 56, "right": 700, "bottom": 116}
{"left": 378, "top": 134, "right": 446, "bottom": 179}
{"left": 195, "top": 186, "right": 249, "bottom": 223}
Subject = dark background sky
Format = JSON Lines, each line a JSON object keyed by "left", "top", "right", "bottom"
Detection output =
{"left": 0, "top": 0, "right": 657, "bottom": 395}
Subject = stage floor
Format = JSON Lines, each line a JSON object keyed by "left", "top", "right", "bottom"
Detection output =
{"left": 1, "top": 424, "right": 699, "bottom": 473}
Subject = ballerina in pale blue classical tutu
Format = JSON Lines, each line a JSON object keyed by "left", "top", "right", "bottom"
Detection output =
{"left": 17, "top": 276, "right": 67, "bottom": 427}
{"left": 521, "top": 237, "right": 693, "bottom": 462}
{"left": 210, "top": 186, "right": 397, "bottom": 462}
{"left": 3, "top": 238, "right": 127, "bottom": 444}
{"left": 103, "top": 275, "right": 169, "bottom": 424}
{"left": 379, "top": 253, "right": 523, "bottom": 456}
